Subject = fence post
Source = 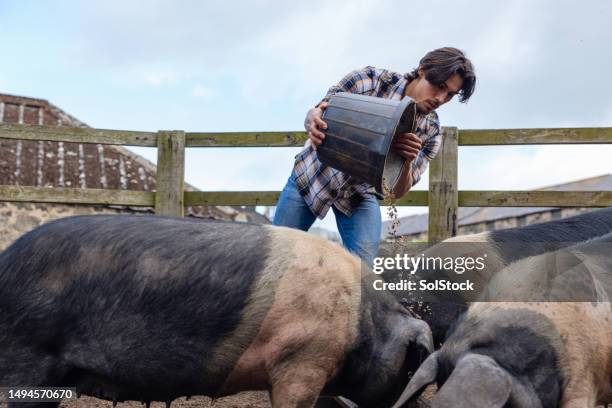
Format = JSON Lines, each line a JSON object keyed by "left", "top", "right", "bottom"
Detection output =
{"left": 155, "top": 130, "right": 185, "bottom": 217}
{"left": 428, "top": 126, "right": 458, "bottom": 243}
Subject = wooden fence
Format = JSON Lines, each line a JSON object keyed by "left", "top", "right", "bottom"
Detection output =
{"left": 1, "top": 123, "right": 611, "bottom": 243}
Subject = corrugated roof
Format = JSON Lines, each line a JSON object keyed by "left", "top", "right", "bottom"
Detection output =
{"left": 383, "top": 174, "right": 612, "bottom": 237}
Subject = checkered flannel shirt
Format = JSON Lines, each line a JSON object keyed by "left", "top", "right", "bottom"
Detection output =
{"left": 293, "top": 66, "right": 441, "bottom": 220}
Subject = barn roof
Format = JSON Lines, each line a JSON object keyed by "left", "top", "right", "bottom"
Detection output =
{"left": 0, "top": 92, "right": 269, "bottom": 223}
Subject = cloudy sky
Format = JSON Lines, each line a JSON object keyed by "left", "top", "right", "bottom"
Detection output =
{"left": 1, "top": 0, "right": 611, "bottom": 232}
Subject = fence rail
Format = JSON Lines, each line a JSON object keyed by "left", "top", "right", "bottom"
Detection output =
{"left": 1, "top": 123, "right": 611, "bottom": 242}
{"left": 5, "top": 124, "right": 612, "bottom": 147}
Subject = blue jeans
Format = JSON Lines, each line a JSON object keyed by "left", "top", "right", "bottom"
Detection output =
{"left": 273, "top": 171, "right": 382, "bottom": 267}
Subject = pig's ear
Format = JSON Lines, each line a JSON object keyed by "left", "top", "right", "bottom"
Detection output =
{"left": 390, "top": 350, "right": 439, "bottom": 408}
{"left": 432, "top": 353, "right": 512, "bottom": 408}
{"left": 404, "top": 317, "right": 434, "bottom": 354}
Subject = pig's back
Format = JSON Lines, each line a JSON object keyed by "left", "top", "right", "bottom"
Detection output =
{"left": 0, "top": 215, "right": 275, "bottom": 397}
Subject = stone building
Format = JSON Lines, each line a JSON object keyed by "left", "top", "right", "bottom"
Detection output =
{"left": 0, "top": 92, "right": 268, "bottom": 250}
{"left": 382, "top": 173, "right": 612, "bottom": 241}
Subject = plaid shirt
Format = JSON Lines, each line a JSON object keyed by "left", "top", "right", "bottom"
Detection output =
{"left": 293, "top": 66, "right": 441, "bottom": 220}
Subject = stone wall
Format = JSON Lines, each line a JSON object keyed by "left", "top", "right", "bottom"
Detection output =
{"left": 0, "top": 202, "right": 143, "bottom": 251}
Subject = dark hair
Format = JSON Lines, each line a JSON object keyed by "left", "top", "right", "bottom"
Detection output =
{"left": 407, "top": 47, "right": 476, "bottom": 103}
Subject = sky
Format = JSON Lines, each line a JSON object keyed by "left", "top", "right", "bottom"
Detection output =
{"left": 1, "top": 0, "right": 611, "bottom": 233}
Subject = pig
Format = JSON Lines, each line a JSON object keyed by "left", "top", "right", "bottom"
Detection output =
{"left": 0, "top": 214, "right": 433, "bottom": 408}
{"left": 390, "top": 233, "right": 612, "bottom": 408}
{"left": 394, "top": 207, "right": 612, "bottom": 346}
{"left": 481, "top": 232, "right": 612, "bottom": 302}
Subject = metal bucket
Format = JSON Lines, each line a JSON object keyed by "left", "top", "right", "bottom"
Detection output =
{"left": 318, "top": 92, "right": 418, "bottom": 196}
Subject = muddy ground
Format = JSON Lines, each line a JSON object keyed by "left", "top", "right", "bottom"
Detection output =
{"left": 62, "top": 393, "right": 271, "bottom": 408}
{"left": 2, "top": 390, "right": 434, "bottom": 408}
{"left": 0, "top": 393, "right": 271, "bottom": 408}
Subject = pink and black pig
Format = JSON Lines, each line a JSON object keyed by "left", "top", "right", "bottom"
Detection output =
{"left": 390, "top": 233, "right": 612, "bottom": 408}
{"left": 0, "top": 215, "right": 433, "bottom": 408}
{"left": 401, "top": 207, "right": 612, "bottom": 346}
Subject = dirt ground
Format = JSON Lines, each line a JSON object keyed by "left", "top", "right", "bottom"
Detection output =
{"left": 32, "top": 384, "right": 612, "bottom": 408}
{"left": 58, "top": 393, "right": 271, "bottom": 408}
{"left": 56, "top": 390, "right": 435, "bottom": 408}
{"left": 2, "top": 391, "right": 435, "bottom": 408}
{"left": 12, "top": 392, "right": 608, "bottom": 408}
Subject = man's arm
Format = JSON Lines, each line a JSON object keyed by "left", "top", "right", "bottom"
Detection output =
{"left": 317, "top": 66, "right": 380, "bottom": 106}
{"left": 391, "top": 160, "right": 414, "bottom": 198}
{"left": 391, "top": 113, "right": 442, "bottom": 198}
{"left": 389, "top": 132, "right": 420, "bottom": 198}
{"left": 305, "top": 66, "right": 381, "bottom": 148}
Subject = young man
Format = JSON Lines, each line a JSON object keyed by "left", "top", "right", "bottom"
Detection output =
{"left": 273, "top": 47, "right": 476, "bottom": 266}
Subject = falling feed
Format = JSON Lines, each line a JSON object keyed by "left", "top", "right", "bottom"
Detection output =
{"left": 381, "top": 175, "right": 429, "bottom": 320}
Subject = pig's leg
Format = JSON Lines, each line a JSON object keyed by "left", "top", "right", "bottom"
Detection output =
{"left": 268, "top": 365, "right": 328, "bottom": 408}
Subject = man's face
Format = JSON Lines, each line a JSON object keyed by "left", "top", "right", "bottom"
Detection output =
{"left": 411, "top": 71, "right": 463, "bottom": 112}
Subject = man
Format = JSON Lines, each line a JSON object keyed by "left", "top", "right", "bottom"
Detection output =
{"left": 273, "top": 47, "right": 476, "bottom": 266}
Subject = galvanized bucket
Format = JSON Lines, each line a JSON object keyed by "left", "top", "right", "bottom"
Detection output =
{"left": 317, "top": 92, "right": 418, "bottom": 196}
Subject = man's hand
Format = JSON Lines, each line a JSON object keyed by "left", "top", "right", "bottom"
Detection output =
{"left": 391, "top": 132, "right": 422, "bottom": 162}
{"left": 415, "top": 97, "right": 440, "bottom": 114}
{"left": 304, "top": 102, "right": 329, "bottom": 149}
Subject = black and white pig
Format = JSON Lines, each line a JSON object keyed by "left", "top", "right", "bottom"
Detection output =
{"left": 0, "top": 215, "right": 433, "bottom": 408}
{"left": 390, "top": 233, "right": 612, "bottom": 408}
{"left": 399, "top": 207, "right": 612, "bottom": 346}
